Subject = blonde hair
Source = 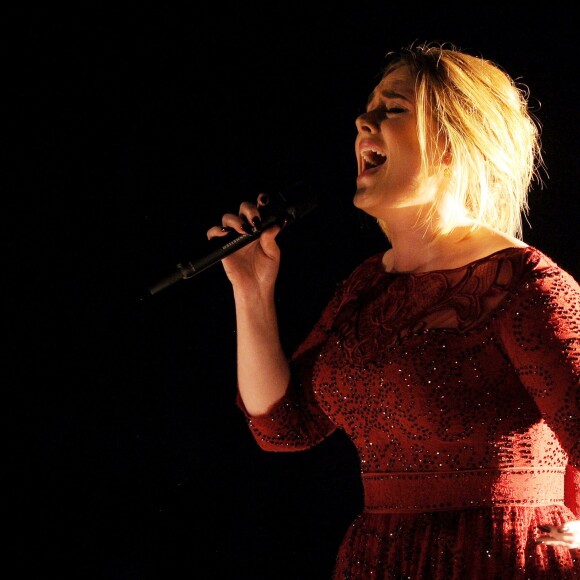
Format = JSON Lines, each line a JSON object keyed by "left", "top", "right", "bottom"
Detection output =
{"left": 377, "top": 41, "right": 544, "bottom": 239}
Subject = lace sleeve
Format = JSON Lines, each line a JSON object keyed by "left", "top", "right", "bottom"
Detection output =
{"left": 236, "top": 281, "right": 346, "bottom": 451}
{"left": 497, "top": 266, "right": 580, "bottom": 468}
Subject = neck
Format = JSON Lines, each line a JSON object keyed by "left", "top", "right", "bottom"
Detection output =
{"left": 379, "top": 206, "right": 473, "bottom": 273}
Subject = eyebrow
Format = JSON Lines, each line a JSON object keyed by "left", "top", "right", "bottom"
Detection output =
{"left": 381, "top": 88, "right": 412, "bottom": 99}
{"left": 368, "top": 83, "right": 413, "bottom": 105}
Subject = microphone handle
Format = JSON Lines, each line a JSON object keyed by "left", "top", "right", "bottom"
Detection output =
{"left": 148, "top": 213, "right": 282, "bottom": 295}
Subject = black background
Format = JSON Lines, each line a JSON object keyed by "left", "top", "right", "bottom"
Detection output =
{"left": 8, "top": 3, "right": 580, "bottom": 579}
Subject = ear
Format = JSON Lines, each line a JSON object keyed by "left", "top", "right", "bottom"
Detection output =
{"left": 441, "top": 149, "right": 453, "bottom": 179}
{"left": 442, "top": 149, "right": 452, "bottom": 166}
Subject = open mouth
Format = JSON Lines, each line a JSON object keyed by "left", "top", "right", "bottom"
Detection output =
{"left": 361, "top": 148, "right": 387, "bottom": 172}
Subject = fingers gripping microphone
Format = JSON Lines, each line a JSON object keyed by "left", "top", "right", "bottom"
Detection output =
{"left": 147, "top": 182, "right": 318, "bottom": 295}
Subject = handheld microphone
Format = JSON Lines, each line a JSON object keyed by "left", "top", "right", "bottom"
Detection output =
{"left": 147, "top": 181, "right": 318, "bottom": 295}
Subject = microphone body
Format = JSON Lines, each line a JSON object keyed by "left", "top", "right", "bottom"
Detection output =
{"left": 147, "top": 183, "right": 317, "bottom": 295}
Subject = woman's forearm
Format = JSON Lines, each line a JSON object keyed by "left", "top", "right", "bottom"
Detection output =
{"left": 234, "top": 287, "right": 290, "bottom": 416}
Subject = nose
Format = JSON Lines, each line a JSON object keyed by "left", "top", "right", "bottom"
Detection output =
{"left": 355, "top": 111, "right": 378, "bottom": 133}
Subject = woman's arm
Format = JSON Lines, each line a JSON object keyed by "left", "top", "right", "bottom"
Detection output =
{"left": 499, "top": 266, "right": 580, "bottom": 549}
{"left": 233, "top": 280, "right": 290, "bottom": 416}
{"left": 207, "top": 197, "right": 290, "bottom": 416}
{"left": 498, "top": 267, "right": 580, "bottom": 465}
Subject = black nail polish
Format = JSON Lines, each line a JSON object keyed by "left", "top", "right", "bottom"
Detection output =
{"left": 538, "top": 525, "right": 552, "bottom": 532}
{"left": 241, "top": 223, "right": 252, "bottom": 234}
{"left": 221, "top": 226, "right": 233, "bottom": 232}
{"left": 252, "top": 216, "right": 261, "bottom": 228}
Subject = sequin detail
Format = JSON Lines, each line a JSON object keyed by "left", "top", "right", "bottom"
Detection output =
{"left": 236, "top": 246, "right": 580, "bottom": 578}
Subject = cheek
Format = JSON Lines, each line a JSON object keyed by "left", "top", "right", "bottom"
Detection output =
{"left": 396, "top": 139, "right": 423, "bottom": 175}
{"left": 389, "top": 124, "right": 422, "bottom": 158}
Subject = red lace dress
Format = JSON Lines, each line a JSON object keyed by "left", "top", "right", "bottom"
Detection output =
{"left": 237, "top": 246, "right": 580, "bottom": 579}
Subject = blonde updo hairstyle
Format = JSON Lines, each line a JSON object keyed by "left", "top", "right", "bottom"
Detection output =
{"left": 377, "top": 41, "right": 544, "bottom": 239}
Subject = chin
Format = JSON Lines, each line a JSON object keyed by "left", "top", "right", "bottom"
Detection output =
{"left": 353, "top": 188, "right": 378, "bottom": 212}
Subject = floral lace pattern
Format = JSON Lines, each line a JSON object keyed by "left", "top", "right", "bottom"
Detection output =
{"left": 237, "top": 246, "right": 580, "bottom": 578}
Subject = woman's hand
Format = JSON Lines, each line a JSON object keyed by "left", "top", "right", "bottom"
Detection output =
{"left": 206, "top": 194, "right": 282, "bottom": 292}
{"left": 536, "top": 520, "right": 580, "bottom": 549}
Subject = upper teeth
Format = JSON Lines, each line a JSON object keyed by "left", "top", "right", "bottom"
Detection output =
{"left": 361, "top": 147, "right": 387, "bottom": 166}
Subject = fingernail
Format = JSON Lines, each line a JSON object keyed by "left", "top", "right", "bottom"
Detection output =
{"left": 221, "top": 226, "right": 233, "bottom": 232}
{"left": 252, "top": 216, "right": 261, "bottom": 228}
{"left": 538, "top": 525, "right": 552, "bottom": 532}
{"left": 241, "top": 223, "right": 252, "bottom": 234}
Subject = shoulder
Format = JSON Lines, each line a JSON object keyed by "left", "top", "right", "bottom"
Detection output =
{"left": 454, "top": 225, "right": 576, "bottom": 291}
{"left": 487, "top": 245, "right": 578, "bottom": 293}
{"left": 342, "top": 252, "right": 385, "bottom": 282}
{"left": 452, "top": 226, "right": 526, "bottom": 268}
{"left": 497, "top": 247, "right": 580, "bottom": 331}
{"left": 514, "top": 247, "right": 579, "bottom": 289}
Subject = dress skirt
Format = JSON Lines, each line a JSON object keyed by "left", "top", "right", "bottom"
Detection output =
{"left": 333, "top": 505, "right": 579, "bottom": 579}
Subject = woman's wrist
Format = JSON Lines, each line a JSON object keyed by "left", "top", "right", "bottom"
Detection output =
{"left": 232, "top": 282, "right": 276, "bottom": 307}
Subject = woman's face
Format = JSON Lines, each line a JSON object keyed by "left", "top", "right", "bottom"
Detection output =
{"left": 353, "top": 65, "right": 442, "bottom": 220}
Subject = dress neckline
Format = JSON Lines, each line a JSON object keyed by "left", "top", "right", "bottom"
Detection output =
{"left": 377, "top": 245, "right": 538, "bottom": 277}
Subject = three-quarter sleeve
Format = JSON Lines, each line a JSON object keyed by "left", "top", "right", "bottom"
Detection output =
{"left": 236, "top": 281, "right": 346, "bottom": 451}
{"left": 497, "top": 267, "right": 580, "bottom": 465}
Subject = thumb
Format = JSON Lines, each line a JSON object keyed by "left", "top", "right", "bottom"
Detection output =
{"left": 259, "top": 225, "right": 282, "bottom": 257}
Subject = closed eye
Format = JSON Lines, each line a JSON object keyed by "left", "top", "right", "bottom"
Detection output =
{"left": 364, "top": 106, "right": 407, "bottom": 119}
{"left": 384, "top": 107, "right": 405, "bottom": 115}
